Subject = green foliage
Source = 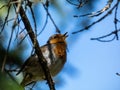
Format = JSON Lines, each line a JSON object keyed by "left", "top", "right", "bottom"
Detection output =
{"left": 0, "top": 72, "right": 24, "bottom": 90}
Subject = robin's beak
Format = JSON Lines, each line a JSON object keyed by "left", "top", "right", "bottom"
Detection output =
{"left": 63, "top": 32, "right": 68, "bottom": 38}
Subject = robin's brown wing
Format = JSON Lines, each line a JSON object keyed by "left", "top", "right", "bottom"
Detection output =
{"left": 16, "top": 44, "right": 50, "bottom": 75}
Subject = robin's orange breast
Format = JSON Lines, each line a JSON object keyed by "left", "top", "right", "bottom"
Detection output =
{"left": 53, "top": 43, "right": 66, "bottom": 61}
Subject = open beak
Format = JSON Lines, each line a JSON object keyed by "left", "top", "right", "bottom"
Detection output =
{"left": 63, "top": 32, "right": 68, "bottom": 38}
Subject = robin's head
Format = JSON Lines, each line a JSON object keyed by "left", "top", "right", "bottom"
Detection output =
{"left": 47, "top": 32, "right": 68, "bottom": 44}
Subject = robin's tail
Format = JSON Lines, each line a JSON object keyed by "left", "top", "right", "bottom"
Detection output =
{"left": 20, "top": 73, "right": 34, "bottom": 86}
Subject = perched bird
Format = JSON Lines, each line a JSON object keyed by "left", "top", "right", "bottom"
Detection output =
{"left": 16, "top": 33, "right": 68, "bottom": 86}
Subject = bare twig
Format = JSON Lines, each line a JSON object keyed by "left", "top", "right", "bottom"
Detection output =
{"left": 91, "top": 29, "right": 120, "bottom": 42}
{"left": 37, "top": 11, "right": 48, "bottom": 35}
{"left": 116, "top": 72, "right": 120, "bottom": 76}
{"left": 1, "top": 25, "right": 14, "bottom": 72}
{"left": 66, "top": 0, "right": 79, "bottom": 6}
{"left": 0, "top": 0, "right": 12, "bottom": 34}
{"left": 74, "top": 0, "right": 113, "bottom": 17}
{"left": 42, "top": 2, "right": 61, "bottom": 34}
{"left": 90, "top": 0, "right": 120, "bottom": 42}
{"left": 26, "top": 0, "right": 37, "bottom": 35}
{"left": 18, "top": 33, "right": 28, "bottom": 45}
{"left": 72, "top": 0, "right": 119, "bottom": 34}
{"left": 66, "top": 0, "right": 88, "bottom": 8}
{"left": 114, "top": 1, "right": 119, "bottom": 40}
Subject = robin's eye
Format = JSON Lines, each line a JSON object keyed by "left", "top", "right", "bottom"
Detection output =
{"left": 53, "top": 36, "right": 57, "bottom": 39}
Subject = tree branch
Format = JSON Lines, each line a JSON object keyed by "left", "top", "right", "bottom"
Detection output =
{"left": 72, "top": 0, "right": 119, "bottom": 34}
{"left": 14, "top": 1, "right": 55, "bottom": 90}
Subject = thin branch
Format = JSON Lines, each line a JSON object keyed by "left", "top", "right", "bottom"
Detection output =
{"left": 74, "top": 0, "right": 113, "bottom": 17}
{"left": 1, "top": 26, "right": 14, "bottom": 72}
{"left": 72, "top": 0, "right": 119, "bottom": 34}
{"left": 114, "top": 1, "right": 119, "bottom": 40}
{"left": 66, "top": 0, "right": 88, "bottom": 8}
{"left": 26, "top": 0, "right": 37, "bottom": 35}
{"left": 13, "top": 3, "right": 21, "bottom": 41}
{"left": 91, "top": 35, "right": 116, "bottom": 42}
{"left": 91, "top": 29, "right": 120, "bottom": 42}
{"left": 90, "top": 0, "right": 120, "bottom": 42}
{"left": 37, "top": 11, "right": 48, "bottom": 35}
{"left": 18, "top": 33, "right": 28, "bottom": 45}
{"left": 42, "top": 3, "right": 61, "bottom": 34}
{"left": 66, "top": 0, "right": 78, "bottom": 6}
{"left": 116, "top": 72, "right": 120, "bottom": 76}
{"left": 0, "top": 0, "right": 12, "bottom": 34}
{"left": 30, "top": 82, "right": 37, "bottom": 90}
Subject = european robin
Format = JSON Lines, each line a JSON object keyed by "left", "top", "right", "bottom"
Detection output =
{"left": 16, "top": 33, "right": 68, "bottom": 86}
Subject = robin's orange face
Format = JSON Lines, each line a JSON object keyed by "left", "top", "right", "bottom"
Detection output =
{"left": 47, "top": 33, "right": 68, "bottom": 45}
